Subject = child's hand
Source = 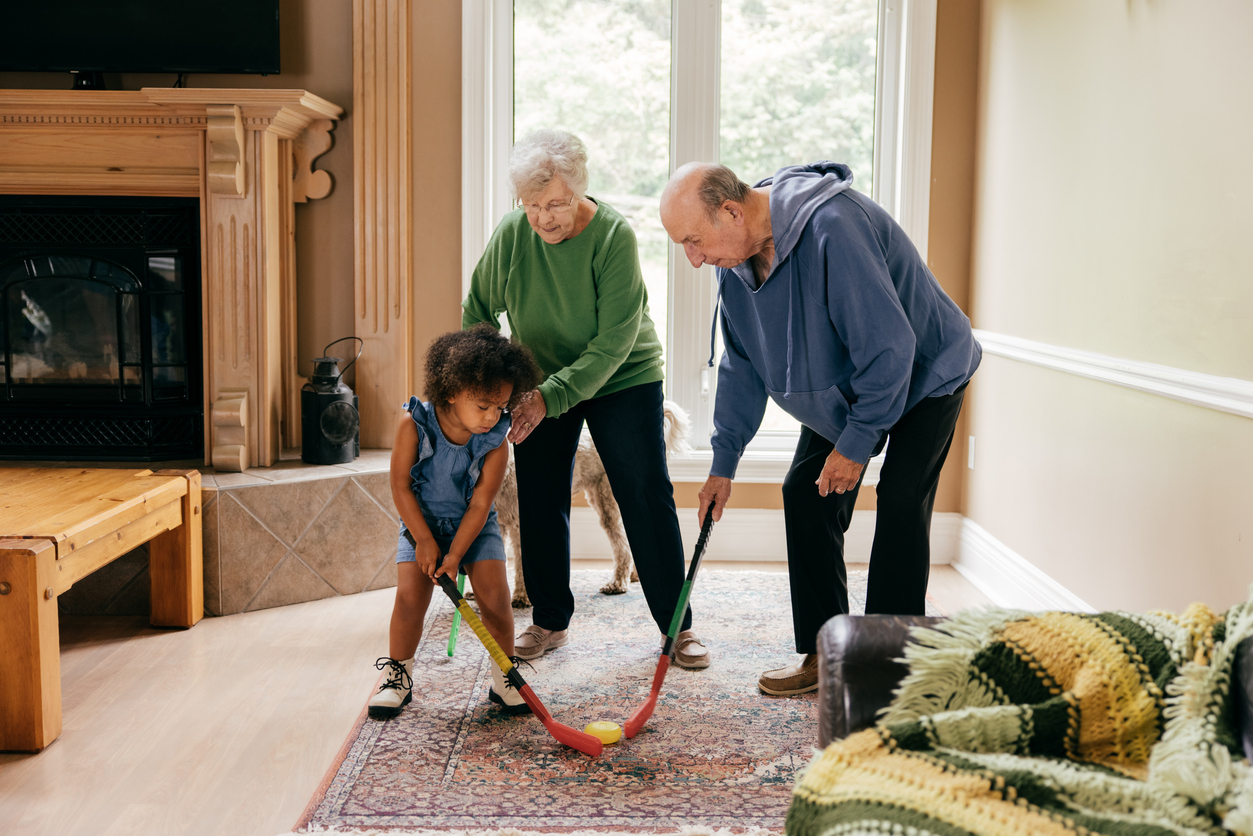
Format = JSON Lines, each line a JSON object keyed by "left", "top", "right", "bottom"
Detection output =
{"left": 413, "top": 536, "right": 443, "bottom": 577}
{"left": 432, "top": 553, "right": 463, "bottom": 582}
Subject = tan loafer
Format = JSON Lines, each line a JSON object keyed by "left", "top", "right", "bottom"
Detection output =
{"left": 758, "top": 653, "right": 818, "bottom": 695}
{"left": 514, "top": 625, "right": 569, "bottom": 661}
{"left": 673, "top": 629, "right": 711, "bottom": 669}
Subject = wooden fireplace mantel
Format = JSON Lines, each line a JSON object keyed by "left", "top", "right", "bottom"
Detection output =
{"left": 0, "top": 88, "right": 344, "bottom": 470}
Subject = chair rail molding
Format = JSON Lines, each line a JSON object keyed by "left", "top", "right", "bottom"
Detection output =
{"left": 974, "top": 330, "right": 1253, "bottom": 420}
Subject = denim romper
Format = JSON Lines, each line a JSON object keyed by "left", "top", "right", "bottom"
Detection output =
{"left": 395, "top": 397, "right": 509, "bottom": 572}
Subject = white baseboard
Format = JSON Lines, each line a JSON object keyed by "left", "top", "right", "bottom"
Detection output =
{"left": 572, "top": 509, "right": 1091, "bottom": 612}
{"left": 570, "top": 508, "right": 960, "bottom": 565}
{"left": 953, "top": 519, "right": 1094, "bottom": 612}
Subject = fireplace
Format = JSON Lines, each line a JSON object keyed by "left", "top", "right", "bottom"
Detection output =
{"left": 0, "top": 87, "right": 343, "bottom": 470}
{"left": 0, "top": 196, "right": 203, "bottom": 461}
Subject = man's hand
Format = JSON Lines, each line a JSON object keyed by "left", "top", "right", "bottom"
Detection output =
{"left": 507, "top": 389, "right": 547, "bottom": 444}
{"left": 698, "top": 475, "right": 733, "bottom": 524}
{"left": 816, "top": 449, "right": 864, "bottom": 497}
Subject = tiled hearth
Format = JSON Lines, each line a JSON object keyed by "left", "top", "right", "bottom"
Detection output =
{"left": 202, "top": 451, "right": 400, "bottom": 616}
{"left": 56, "top": 451, "right": 401, "bottom": 618}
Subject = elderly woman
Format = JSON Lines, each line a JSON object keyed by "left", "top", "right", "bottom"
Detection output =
{"left": 463, "top": 129, "right": 708, "bottom": 669}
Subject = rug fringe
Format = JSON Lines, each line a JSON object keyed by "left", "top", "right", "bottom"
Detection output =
{"left": 282, "top": 826, "right": 783, "bottom": 836}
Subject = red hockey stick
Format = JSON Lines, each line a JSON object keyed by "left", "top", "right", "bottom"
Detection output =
{"left": 404, "top": 531, "right": 602, "bottom": 756}
{"left": 624, "top": 501, "right": 716, "bottom": 739}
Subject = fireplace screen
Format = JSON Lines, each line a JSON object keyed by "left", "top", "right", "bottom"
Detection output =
{"left": 0, "top": 196, "right": 202, "bottom": 461}
{"left": 5, "top": 255, "right": 143, "bottom": 389}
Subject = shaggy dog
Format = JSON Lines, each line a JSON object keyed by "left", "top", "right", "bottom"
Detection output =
{"left": 496, "top": 400, "right": 692, "bottom": 608}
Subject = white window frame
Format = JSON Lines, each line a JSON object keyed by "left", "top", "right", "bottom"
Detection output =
{"left": 462, "top": 0, "right": 936, "bottom": 483}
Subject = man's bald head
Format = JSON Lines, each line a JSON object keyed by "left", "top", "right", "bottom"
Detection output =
{"left": 660, "top": 162, "right": 771, "bottom": 271}
{"left": 661, "top": 162, "right": 752, "bottom": 222}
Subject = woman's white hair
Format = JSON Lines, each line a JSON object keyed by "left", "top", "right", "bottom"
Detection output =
{"left": 509, "top": 129, "right": 589, "bottom": 202}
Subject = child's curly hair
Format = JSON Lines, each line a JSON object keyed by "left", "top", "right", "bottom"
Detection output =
{"left": 424, "top": 323, "right": 542, "bottom": 410}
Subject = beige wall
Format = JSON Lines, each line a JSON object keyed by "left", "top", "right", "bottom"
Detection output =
{"left": 0, "top": 0, "right": 355, "bottom": 393}
{"left": 966, "top": 0, "right": 1253, "bottom": 610}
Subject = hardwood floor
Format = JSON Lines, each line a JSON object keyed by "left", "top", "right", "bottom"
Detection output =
{"left": 0, "top": 564, "right": 990, "bottom": 836}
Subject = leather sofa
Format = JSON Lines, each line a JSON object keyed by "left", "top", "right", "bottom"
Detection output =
{"left": 816, "top": 613, "right": 1253, "bottom": 762}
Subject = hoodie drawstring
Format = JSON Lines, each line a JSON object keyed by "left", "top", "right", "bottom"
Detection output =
{"left": 707, "top": 282, "right": 722, "bottom": 370}
{"left": 784, "top": 270, "right": 796, "bottom": 400}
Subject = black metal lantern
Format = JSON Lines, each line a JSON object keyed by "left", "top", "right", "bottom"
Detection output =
{"left": 301, "top": 337, "right": 362, "bottom": 465}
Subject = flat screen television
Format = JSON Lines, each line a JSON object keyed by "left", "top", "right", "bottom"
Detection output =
{"left": 0, "top": 1, "right": 280, "bottom": 75}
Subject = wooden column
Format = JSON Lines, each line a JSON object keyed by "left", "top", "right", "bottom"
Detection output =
{"left": 354, "top": 0, "right": 414, "bottom": 445}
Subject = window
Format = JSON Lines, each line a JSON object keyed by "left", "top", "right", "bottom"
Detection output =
{"left": 465, "top": 0, "right": 937, "bottom": 480}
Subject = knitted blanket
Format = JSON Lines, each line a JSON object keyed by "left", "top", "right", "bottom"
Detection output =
{"left": 788, "top": 596, "right": 1253, "bottom": 836}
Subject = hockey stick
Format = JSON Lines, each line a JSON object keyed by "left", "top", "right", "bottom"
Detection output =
{"left": 624, "top": 501, "right": 716, "bottom": 739}
{"left": 447, "top": 572, "right": 466, "bottom": 656}
{"left": 403, "top": 531, "right": 602, "bottom": 757}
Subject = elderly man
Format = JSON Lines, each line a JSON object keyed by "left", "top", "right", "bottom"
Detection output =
{"left": 659, "top": 161, "right": 981, "bottom": 695}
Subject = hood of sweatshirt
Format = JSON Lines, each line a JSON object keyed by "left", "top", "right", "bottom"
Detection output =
{"left": 710, "top": 162, "right": 856, "bottom": 386}
{"left": 725, "top": 161, "right": 855, "bottom": 291}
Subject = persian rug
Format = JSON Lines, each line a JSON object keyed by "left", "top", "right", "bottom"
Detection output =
{"left": 296, "top": 569, "right": 941, "bottom": 834}
{"left": 788, "top": 596, "right": 1253, "bottom": 836}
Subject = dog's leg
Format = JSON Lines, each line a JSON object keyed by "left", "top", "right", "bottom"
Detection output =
{"left": 507, "top": 525, "right": 529, "bottom": 608}
{"left": 589, "top": 476, "right": 633, "bottom": 595}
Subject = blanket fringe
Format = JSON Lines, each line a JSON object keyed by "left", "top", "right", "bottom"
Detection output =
{"left": 1149, "top": 588, "right": 1253, "bottom": 834}
{"left": 878, "top": 607, "right": 1025, "bottom": 725}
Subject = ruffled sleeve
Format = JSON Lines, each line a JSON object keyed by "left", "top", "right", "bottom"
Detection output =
{"left": 404, "top": 397, "right": 437, "bottom": 480}
{"left": 463, "top": 415, "right": 511, "bottom": 503}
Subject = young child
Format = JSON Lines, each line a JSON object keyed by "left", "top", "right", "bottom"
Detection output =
{"left": 369, "top": 324, "right": 541, "bottom": 719}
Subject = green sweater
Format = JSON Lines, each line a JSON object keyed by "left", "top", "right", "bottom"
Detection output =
{"left": 462, "top": 199, "right": 664, "bottom": 417}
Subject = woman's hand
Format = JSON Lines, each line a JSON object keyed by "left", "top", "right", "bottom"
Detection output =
{"left": 507, "top": 389, "right": 547, "bottom": 444}
{"left": 816, "top": 449, "right": 864, "bottom": 497}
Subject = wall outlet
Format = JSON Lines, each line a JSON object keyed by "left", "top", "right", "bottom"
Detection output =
{"left": 968, "top": 436, "right": 975, "bottom": 469}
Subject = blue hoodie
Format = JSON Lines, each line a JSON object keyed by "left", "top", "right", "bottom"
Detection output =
{"left": 710, "top": 162, "right": 982, "bottom": 479}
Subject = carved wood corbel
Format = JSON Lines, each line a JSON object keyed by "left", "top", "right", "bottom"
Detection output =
{"left": 206, "top": 104, "right": 245, "bottom": 196}
{"left": 293, "top": 119, "right": 335, "bottom": 203}
{"left": 211, "top": 389, "right": 249, "bottom": 472}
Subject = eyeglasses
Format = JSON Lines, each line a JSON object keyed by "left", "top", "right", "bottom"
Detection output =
{"left": 521, "top": 195, "right": 576, "bottom": 216}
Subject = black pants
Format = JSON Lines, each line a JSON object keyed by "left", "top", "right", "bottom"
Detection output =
{"left": 513, "top": 381, "right": 690, "bottom": 634}
{"left": 782, "top": 385, "right": 967, "bottom": 653}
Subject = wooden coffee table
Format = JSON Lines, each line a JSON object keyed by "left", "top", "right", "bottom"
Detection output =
{"left": 0, "top": 467, "right": 203, "bottom": 752}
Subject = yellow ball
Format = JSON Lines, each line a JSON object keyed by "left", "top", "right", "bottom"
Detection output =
{"left": 584, "top": 721, "right": 622, "bottom": 745}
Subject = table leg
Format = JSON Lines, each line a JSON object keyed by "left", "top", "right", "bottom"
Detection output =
{"left": 149, "top": 470, "right": 204, "bottom": 629}
{"left": 0, "top": 538, "right": 61, "bottom": 752}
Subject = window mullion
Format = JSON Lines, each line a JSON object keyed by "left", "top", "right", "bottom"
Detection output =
{"left": 462, "top": 0, "right": 514, "bottom": 299}
{"left": 873, "top": 0, "right": 936, "bottom": 259}
{"left": 668, "top": 0, "right": 721, "bottom": 447}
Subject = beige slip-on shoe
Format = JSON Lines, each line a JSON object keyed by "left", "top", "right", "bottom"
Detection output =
{"left": 758, "top": 653, "right": 818, "bottom": 696}
{"left": 514, "top": 624, "right": 569, "bottom": 661}
{"left": 673, "top": 629, "right": 712, "bottom": 669}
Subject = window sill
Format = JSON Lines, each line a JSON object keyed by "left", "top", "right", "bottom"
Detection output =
{"left": 668, "top": 449, "right": 884, "bottom": 486}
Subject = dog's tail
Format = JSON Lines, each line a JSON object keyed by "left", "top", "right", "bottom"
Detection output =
{"left": 661, "top": 400, "right": 693, "bottom": 457}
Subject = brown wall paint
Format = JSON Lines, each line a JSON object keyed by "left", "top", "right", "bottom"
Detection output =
{"left": 926, "top": 0, "right": 981, "bottom": 515}
{"left": 409, "top": 1, "right": 465, "bottom": 399}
